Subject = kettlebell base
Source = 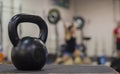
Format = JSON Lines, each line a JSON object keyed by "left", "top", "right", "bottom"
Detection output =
{"left": 16, "top": 67, "right": 43, "bottom": 71}
{"left": 13, "top": 64, "right": 44, "bottom": 71}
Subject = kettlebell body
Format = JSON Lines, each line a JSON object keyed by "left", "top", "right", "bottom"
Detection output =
{"left": 8, "top": 14, "right": 48, "bottom": 70}
{"left": 12, "top": 37, "right": 47, "bottom": 70}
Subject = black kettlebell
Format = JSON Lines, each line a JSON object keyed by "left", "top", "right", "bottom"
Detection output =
{"left": 8, "top": 14, "right": 48, "bottom": 70}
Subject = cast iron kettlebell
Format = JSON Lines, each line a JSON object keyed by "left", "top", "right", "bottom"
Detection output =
{"left": 8, "top": 14, "right": 48, "bottom": 70}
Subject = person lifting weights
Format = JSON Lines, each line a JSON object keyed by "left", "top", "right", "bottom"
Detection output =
{"left": 113, "top": 21, "right": 120, "bottom": 59}
{"left": 110, "top": 21, "right": 120, "bottom": 72}
{"left": 54, "top": 21, "right": 82, "bottom": 65}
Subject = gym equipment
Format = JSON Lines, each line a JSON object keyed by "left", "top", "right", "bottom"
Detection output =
{"left": 8, "top": 14, "right": 48, "bottom": 70}
{"left": 74, "top": 16, "right": 91, "bottom": 64}
{"left": 73, "top": 16, "right": 87, "bottom": 57}
{"left": 73, "top": 17, "right": 85, "bottom": 30}
{"left": 111, "top": 58, "right": 120, "bottom": 72}
{"left": 57, "top": 44, "right": 66, "bottom": 57}
{"left": 48, "top": 9, "right": 61, "bottom": 24}
{"left": 82, "top": 37, "right": 91, "bottom": 57}
{"left": 48, "top": 9, "right": 61, "bottom": 56}
{"left": 97, "top": 39, "right": 106, "bottom": 65}
{"left": 97, "top": 56, "right": 106, "bottom": 65}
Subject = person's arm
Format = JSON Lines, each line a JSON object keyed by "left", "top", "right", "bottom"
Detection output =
{"left": 71, "top": 22, "right": 76, "bottom": 27}
{"left": 72, "top": 22, "right": 77, "bottom": 38}
{"left": 63, "top": 21, "right": 70, "bottom": 40}
{"left": 63, "top": 21, "right": 68, "bottom": 33}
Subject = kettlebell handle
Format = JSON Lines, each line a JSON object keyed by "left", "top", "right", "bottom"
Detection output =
{"left": 8, "top": 14, "right": 48, "bottom": 47}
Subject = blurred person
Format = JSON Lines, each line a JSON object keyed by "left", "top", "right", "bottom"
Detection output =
{"left": 54, "top": 21, "right": 82, "bottom": 65}
{"left": 113, "top": 21, "right": 120, "bottom": 59}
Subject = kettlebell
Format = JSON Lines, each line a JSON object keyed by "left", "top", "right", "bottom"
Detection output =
{"left": 8, "top": 14, "right": 48, "bottom": 70}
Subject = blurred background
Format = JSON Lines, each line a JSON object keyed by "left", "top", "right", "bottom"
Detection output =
{"left": 0, "top": 0, "right": 120, "bottom": 72}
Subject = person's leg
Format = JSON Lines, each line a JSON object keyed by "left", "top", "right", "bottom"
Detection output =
{"left": 62, "top": 53, "right": 74, "bottom": 65}
{"left": 54, "top": 52, "right": 71, "bottom": 64}
{"left": 62, "top": 53, "right": 71, "bottom": 62}
{"left": 73, "top": 49, "right": 83, "bottom": 64}
{"left": 73, "top": 49, "right": 81, "bottom": 57}
{"left": 54, "top": 57, "right": 63, "bottom": 64}
{"left": 116, "top": 50, "right": 120, "bottom": 59}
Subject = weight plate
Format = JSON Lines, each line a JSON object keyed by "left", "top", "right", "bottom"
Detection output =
{"left": 74, "top": 17, "right": 85, "bottom": 30}
{"left": 48, "top": 9, "right": 61, "bottom": 24}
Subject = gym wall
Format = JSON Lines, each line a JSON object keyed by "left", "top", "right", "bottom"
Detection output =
{"left": 2, "top": 0, "right": 119, "bottom": 60}
{"left": 1, "top": 0, "right": 75, "bottom": 60}
{"left": 2, "top": 0, "right": 15, "bottom": 60}
{"left": 74, "top": 0, "right": 119, "bottom": 57}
